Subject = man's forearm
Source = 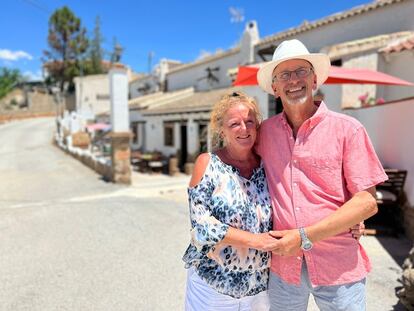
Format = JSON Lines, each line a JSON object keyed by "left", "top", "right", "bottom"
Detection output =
{"left": 306, "top": 189, "right": 377, "bottom": 243}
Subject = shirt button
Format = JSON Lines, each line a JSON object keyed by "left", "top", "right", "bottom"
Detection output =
{"left": 295, "top": 207, "right": 300, "bottom": 211}
{"left": 293, "top": 159, "right": 297, "bottom": 164}
{"left": 293, "top": 182, "right": 298, "bottom": 187}
{"left": 297, "top": 256, "right": 302, "bottom": 260}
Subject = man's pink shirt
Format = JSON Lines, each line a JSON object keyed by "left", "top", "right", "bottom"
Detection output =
{"left": 256, "top": 101, "right": 388, "bottom": 286}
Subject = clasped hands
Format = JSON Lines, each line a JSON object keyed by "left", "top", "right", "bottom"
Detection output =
{"left": 253, "top": 223, "right": 365, "bottom": 257}
{"left": 252, "top": 230, "right": 302, "bottom": 257}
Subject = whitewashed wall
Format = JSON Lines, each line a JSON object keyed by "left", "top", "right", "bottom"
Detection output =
{"left": 167, "top": 21, "right": 259, "bottom": 92}
{"left": 74, "top": 74, "right": 109, "bottom": 117}
{"left": 129, "top": 110, "right": 145, "bottom": 149}
{"left": 109, "top": 69, "right": 129, "bottom": 133}
{"left": 252, "top": 1, "right": 414, "bottom": 116}
{"left": 319, "top": 84, "right": 342, "bottom": 113}
{"left": 378, "top": 50, "right": 414, "bottom": 101}
{"left": 264, "top": 1, "right": 414, "bottom": 54}
{"left": 187, "top": 119, "right": 199, "bottom": 156}
{"left": 144, "top": 111, "right": 210, "bottom": 156}
{"left": 167, "top": 52, "right": 243, "bottom": 92}
{"left": 243, "top": 86, "right": 269, "bottom": 119}
{"left": 348, "top": 99, "right": 414, "bottom": 206}
{"left": 239, "top": 21, "right": 260, "bottom": 65}
{"left": 129, "top": 76, "right": 159, "bottom": 99}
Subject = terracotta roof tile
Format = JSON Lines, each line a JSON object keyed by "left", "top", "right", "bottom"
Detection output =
{"left": 257, "top": 0, "right": 407, "bottom": 47}
{"left": 322, "top": 31, "right": 414, "bottom": 59}
{"left": 142, "top": 86, "right": 243, "bottom": 116}
{"left": 167, "top": 48, "right": 240, "bottom": 74}
{"left": 380, "top": 34, "right": 414, "bottom": 53}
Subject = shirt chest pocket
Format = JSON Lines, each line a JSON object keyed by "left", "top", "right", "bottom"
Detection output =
{"left": 308, "top": 156, "right": 342, "bottom": 193}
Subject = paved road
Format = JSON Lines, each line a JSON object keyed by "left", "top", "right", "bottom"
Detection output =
{"left": 0, "top": 118, "right": 190, "bottom": 310}
{"left": 0, "top": 118, "right": 410, "bottom": 310}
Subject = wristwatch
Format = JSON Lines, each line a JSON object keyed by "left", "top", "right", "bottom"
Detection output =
{"left": 299, "top": 227, "right": 313, "bottom": 251}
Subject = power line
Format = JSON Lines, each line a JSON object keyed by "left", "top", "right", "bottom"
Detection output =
{"left": 21, "top": 0, "right": 50, "bottom": 14}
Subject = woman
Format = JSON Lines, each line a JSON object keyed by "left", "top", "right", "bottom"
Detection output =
{"left": 183, "top": 91, "right": 274, "bottom": 311}
{"left": 182, "top": 91, "right": 364, "bottom": 310}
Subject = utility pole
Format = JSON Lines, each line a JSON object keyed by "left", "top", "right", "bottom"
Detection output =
{"left": 148, "top": 51, "right": 154, "bottom": 74}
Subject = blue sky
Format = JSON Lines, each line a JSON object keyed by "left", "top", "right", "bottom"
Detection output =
{"left": 0, "top": 0, "right": 371, "bottom": 80}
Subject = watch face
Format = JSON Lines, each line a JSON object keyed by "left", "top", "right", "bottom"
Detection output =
{"left": 302, "top": 241, "right": 313, "bottom": 251}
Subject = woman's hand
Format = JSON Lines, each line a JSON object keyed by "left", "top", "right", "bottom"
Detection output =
{"left": 250, "top": 232, "right": 282, "bottom": 252}
{"left": 350, "top": 222, "right": 365, "bottom": 240}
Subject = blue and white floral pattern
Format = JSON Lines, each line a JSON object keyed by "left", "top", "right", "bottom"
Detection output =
{"left": 182, "top": 153, "right": 272, "bottom": 299}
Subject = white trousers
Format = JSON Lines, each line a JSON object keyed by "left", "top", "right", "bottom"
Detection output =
{"left": 185, "top": 268, "right": 270, "bottom": 311}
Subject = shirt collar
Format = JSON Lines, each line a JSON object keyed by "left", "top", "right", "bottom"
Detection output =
{"left": 309, "top": 101, "right": 328, "bottom": 128}
{"left": 280, "top": 100, "right": 328, "bottom": 129}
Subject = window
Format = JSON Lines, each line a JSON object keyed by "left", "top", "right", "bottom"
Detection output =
{"left": 164, "top": 122, "right": 174, "bottom": 146}
{"left": 268, "top": 94, "right": 283, "bottom": 117}
{"left": 131, "top": 122, "right": 139, "bottom": 144}
{"left": 331, "top": 59, "right": 342, "bottom": 67}
{"left": 96, "top": 94, "right": 110, "bottom": 100}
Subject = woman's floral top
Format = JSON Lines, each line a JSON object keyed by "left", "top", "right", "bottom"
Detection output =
{"left": 182, "top": 153, "right": 272, "bottom": 298}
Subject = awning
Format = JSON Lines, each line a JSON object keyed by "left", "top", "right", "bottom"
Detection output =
{"left": 233, "top": 65, "right": 414, "bottom": 86}
{"left": 85, "top": 123, "right": 111, "bottom": 131}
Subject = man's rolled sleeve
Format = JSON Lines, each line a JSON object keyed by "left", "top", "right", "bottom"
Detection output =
{"left": 343, "top": 126, "right": 388, "bottom": 194}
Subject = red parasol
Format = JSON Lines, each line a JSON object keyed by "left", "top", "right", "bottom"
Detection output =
{"left": 233, "top": 65, "right": 414, "bottom": 86}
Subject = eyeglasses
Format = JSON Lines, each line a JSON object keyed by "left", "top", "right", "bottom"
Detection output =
{"left": 272, "top": 67, "right": 313, "bottom": 83}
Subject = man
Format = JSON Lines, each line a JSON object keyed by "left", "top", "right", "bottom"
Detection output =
{"left": 255, "top": 39, "right": 388, "bottom": 310}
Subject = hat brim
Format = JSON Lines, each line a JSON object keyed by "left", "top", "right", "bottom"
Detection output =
{"left": 257, "top": 54, "right": 331, "bottom": 95}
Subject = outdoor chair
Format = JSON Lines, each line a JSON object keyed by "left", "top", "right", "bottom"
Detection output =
{"left": 366, "top": 169, "right": 408, "bottom": 236}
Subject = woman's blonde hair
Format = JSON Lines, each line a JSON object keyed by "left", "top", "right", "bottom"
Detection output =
{"left": 210, "top": 91, "right": 262, "bottom": 149}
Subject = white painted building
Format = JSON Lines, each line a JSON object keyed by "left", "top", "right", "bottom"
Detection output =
{"left": 247, "top": 0, "right": 414, "bottom": 119}
{"left": 128, "top": 21, "right": 260, "bottom": 170}
{"left": 74, "top": 67, "right": 137, "bottom": 119}
{"left": 129, "top": 59, "right": 181, "bottom": 98}
{"left": 141, "top": 86, "right": 245, "bottom": 168}
{"left": 74, "top": 74, "right": 110, "bottom": 119}
{"left": 166, "top": 21, "right": 259, "bottom": 92}
{"left": 239, "top": 0, "right": 414, "bottom": 227}
{"left": 128, "top": 0, "right": 414, "bottom": 196}
{"left": 128, "top": 88, "right": 194, "bottom": 151}
{"left": 347, "top": 35, "right": 414, "bottom": 205}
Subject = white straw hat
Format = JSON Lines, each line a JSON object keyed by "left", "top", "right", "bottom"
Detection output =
{"left": 257, "top": 39, "right": 331, "bottom": 95}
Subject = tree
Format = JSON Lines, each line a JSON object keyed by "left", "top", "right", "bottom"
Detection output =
{"left": 43, "top": 6, "right": 89, "bottom": 92}
{"left": 0, "top": 67, "right": 22, "bottom": 99}
{"left": 88, "top": 16, "right": 104, "bottom": 75}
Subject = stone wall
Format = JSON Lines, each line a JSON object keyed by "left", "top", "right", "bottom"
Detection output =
{"left": 54, "top": 136, "right": 112, "bottom": 182}
{"left": 398, "top": 246, "right": 414, "bottom": 310}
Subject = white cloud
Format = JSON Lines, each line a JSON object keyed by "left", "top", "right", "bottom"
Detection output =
{"left": 23, "top": 70, "right": 43, "bottom": 81}
{"left": 0, "top": 49, "right": 33, "bottom": 61}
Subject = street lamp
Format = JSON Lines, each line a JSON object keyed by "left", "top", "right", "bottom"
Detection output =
{"left": 111, "top": 43, "right": 123, "bottom": 64}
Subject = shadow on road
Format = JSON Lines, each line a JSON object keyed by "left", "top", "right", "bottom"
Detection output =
{"left": 376, "top": 235, "right": 412, "bottom": 311}
{"left": 376, "top": 235, "right": 412, "bottom": 266}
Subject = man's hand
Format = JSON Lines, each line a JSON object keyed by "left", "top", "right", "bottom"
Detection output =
{"left": 350, "top": 222, "right": 365, "bottom": 240}
{"left": 268, "top": 229, "right": 302, "bottom": 256}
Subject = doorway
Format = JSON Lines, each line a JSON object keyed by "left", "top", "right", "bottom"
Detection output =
{"left": 179, "top": 125, "right": 188, "bottom": 171}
